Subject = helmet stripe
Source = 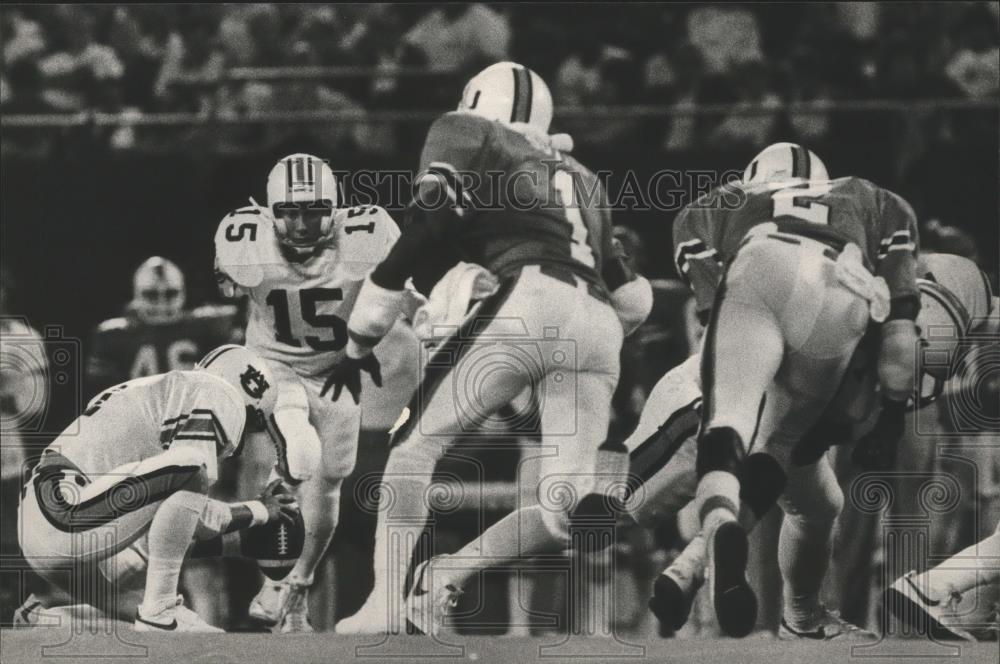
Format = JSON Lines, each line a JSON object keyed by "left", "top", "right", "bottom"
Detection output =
{"left": 198, "top": 345, "right": 238, "bottom": 369}
{"left": 511, "top": 66, "right": 532, "bottom": 123}
{"left": 790, "top": 145, "right": 809, "bottom": 179}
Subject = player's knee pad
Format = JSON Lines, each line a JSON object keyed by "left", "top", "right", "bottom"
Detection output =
{"left": 786, "top": 482, "right": 844, "bottom": 532}
{"left": 271, "top": 407, "right": 322, "bottom": 483}
{"left": 696, "top": 426, "right": 746, "bottom": 478}
{"left": 738, "top": 453, "right": 787, "bottom": 520}
{"left": 161, "top": 489, "right": 209, "bottom": 517}
{"left": 97, "top": 545, "right": 147, "bottom": 584}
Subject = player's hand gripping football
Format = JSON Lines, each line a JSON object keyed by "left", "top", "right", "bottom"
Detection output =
{"left": 258, "top": 479, "right": 300, "bottom": 525}
{"left": 320, "top": 352, "right": 382, "bottom": 404}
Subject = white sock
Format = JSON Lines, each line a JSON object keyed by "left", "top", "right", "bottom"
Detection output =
{"left": 696, "top": 470, "right": 740, "bottom": 530}
{"left": 287, "top": 476, "right": 341, "bottom": 586}
{"left": 665, "top": 534, "right": 707, "bottom": 588}
{"left": 443, "top": 505, "right": 562, "bottom": 589}
{"left": 140, "top": 490, "right": 206, "bottom": 616}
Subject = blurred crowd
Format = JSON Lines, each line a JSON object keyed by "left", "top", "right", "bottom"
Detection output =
{"left": 1, "top": 2, "right": 997, "bottom": 155}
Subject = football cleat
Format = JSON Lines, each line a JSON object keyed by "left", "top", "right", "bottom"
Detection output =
{"left": 406, "top": 556, "right": 463, "bottom": 637}
{"left": 649, "top": 568, "right": 703, "bottom": 634}
{"left": 248, "top": 577, "right": 310, "bottom": 630}
{"left": 134, "top": 596, "right": 223, "bottom": 633}
{"left": 277, "top": 582, "right": 313, "bottom": 633}
{"left": 12, "top": 595, "right": 72, "bottom": 628}
{"left": 778, "top": 606, "right": 877, "bottom": 641}
{"left": 885, "top": 570, "right": 975, "bottom": 641}
{"left": 708, "top": 520, "right": 758, "bottom": 638}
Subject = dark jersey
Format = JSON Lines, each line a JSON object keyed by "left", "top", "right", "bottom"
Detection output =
{"left": 371, "top": 112, "right": 617, "bottom": 293}
{"left": 673, "top": 176, "right": 919, "bottom": 318}
{"left": 86, "top": 304, "right": 239, "bottom": 392}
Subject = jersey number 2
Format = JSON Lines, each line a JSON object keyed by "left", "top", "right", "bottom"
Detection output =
{"left": 265, "top": 288, "right": 347, "bottom": 351}
{"left": 771, "top": 182, "right": 833, "bottom": 225}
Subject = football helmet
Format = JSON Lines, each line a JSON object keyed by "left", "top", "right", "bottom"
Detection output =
{"left": 912, "top": 278, "right": 972, "bottom": 407}
{"left": 131, "top": 257, "right": 185, "bottom": 324}
{"left": 266, "top": 154, "right": 340, "bottom": 251}
{"left": 195, "top": 344, "right": 277, "bottom": 430}
{"left": 457, "top": 61, "right": 554, "bottom": 133}
{"left": 742, "top": 142, "right": 829, "bottom": 185}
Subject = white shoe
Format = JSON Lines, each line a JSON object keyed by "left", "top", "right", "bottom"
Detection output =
{"left": 13, "top": 595, "right": 62, "bottom": 628}
{"left": 249, "top": 577, "right": 312, "bottom": 630}
{"left": 336, "top": 591, "right": 406, "bottom": 635}
{"left": 778, "top": 606, "right": 876, "bottom": 641}
{"left": 277, "top": 583, "right": 313, "bottom": 633}
{"left": 406, "top": 556, "right": 463, "bottom": 636}
{"left": 135, "top": 596, "right": 223, "bottom": 633}
{"left": 886, "top": 570, "right": 975, "bottom": 641}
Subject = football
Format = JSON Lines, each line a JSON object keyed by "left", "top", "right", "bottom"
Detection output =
{"left": 240, "top": 485, "right": 305, "bottom": 581}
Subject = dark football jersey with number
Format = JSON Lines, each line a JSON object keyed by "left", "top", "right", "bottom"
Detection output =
{"left": 372, "top": 112, "right": 616, "bottom": 293}
{"left": 673, "top": 176, "right": 919, "bottom": 318}
{"left": 86, "top": 305, "right": 239, "bottom": 392}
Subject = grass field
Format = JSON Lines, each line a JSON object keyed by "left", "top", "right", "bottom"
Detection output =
{"left": 2, "top": 628, "right": 998, "bottom": 664}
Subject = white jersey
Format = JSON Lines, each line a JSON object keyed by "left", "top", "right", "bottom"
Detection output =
{"left": 42, "top": 371, "right": 246, "bottom": 484}
{"left": 214, "top": 203, "right": 400, "bottom": 377}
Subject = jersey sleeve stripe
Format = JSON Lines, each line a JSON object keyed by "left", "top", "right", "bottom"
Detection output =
{"left": 511, "top": 66, "right": 532, "bottom": 124}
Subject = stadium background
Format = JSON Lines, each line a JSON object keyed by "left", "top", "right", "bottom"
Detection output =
{"left": 1, "top": 2, "right": 998, "bottom": 636}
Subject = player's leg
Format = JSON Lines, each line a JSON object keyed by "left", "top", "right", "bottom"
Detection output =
{"left": 407, "top": 292, "right": 625, "bottom": 635}
{"left": 340, "top": 280, "right": 536, "bottom": 633}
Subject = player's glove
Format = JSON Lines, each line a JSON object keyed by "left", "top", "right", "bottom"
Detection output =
{"left": 877, "top": 319, "right": 919, "bottom": 402}
{"left": 320, "top": 352, "right": 382, "bottom": 404}
{"left": 851, "top": 399, "right": 906, "bottom": 472}
{"left": 258, "top": 479, "right": 300, "bottom": 525}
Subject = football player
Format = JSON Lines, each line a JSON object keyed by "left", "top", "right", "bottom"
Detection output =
{"left": 673, "top": 142, "right": 921, "bottom": 636}
{"left": 214, "top": 154, "right": 402, "bottom": 631}
{"left": 16, "top": 345, "right": 308, "bottom": 632}
{"left": 86, "top": 256, "right": 240, "bottom": 392}
{"left": 629, "top": 252, "right": 995, "bottom": 639}
{"left": 333, "top": 62, "right": 652, "bottom": 634}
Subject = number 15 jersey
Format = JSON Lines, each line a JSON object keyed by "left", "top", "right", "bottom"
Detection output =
{"left": 214, "top": 204, "right": 399, "bottom": 377}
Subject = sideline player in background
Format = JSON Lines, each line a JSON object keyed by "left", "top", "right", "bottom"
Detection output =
{"left": 673, "top": 142, "right": 921, "bottom": 636}
{"left": 16, "top": 345, "right": 303, "bottom": 632}
{"left": 87, "top": 256, "right": 240, "bottom": 391}
{"left": 214, "top": 155, "right": 402, "bottom": 631}
{"left": 334, "top": 61, "right": 652, "bottom": 634}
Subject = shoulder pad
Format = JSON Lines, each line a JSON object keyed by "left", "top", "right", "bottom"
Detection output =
{"left": 214, "top": 205, "right": 276, "bottom": 288}
{"left": 335, "top": 205, "right": 401, "bottom": 279}
{"left": 190, "top": 304, "right": 238, "bottom": 320}
{"left": 96, "top": 316, "right": 131, "bottom": 333}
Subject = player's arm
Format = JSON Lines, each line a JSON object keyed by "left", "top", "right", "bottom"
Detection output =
{"left": 214, "top": 205, "right": 268, "bottom": 296}
{"left": 874, "top": 189, "right": 921, "bottom": 403}
{"left": 672, "top": 205, "right": 723, "bottom": 325}
{"left": 345, "top": 115, "right": 484, "bottom": 359}
{"left": 604, "top": 227, "right": 653, "bottom": 336}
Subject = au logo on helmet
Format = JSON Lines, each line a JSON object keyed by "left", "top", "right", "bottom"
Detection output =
{"left": 240, "top": 365, "right": 270, "bottom": 400}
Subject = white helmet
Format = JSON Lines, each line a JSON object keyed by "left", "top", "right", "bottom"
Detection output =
{"left": 457, "top": 61, "right": 554, "bottom": 133}
{"left": 131, "top": 256, "right": 185, "bottom": 324}
{"left": 195, "top": 345, "right": 277, "bottom": 426}
{"left": 266, "top": 154, "right": 341, "bottom": 250}
{"left": 916, "top": 278, "right": 971, "bottom": 382}
{"left": 742, "top": 142, "right": 829, "bottom": 185}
